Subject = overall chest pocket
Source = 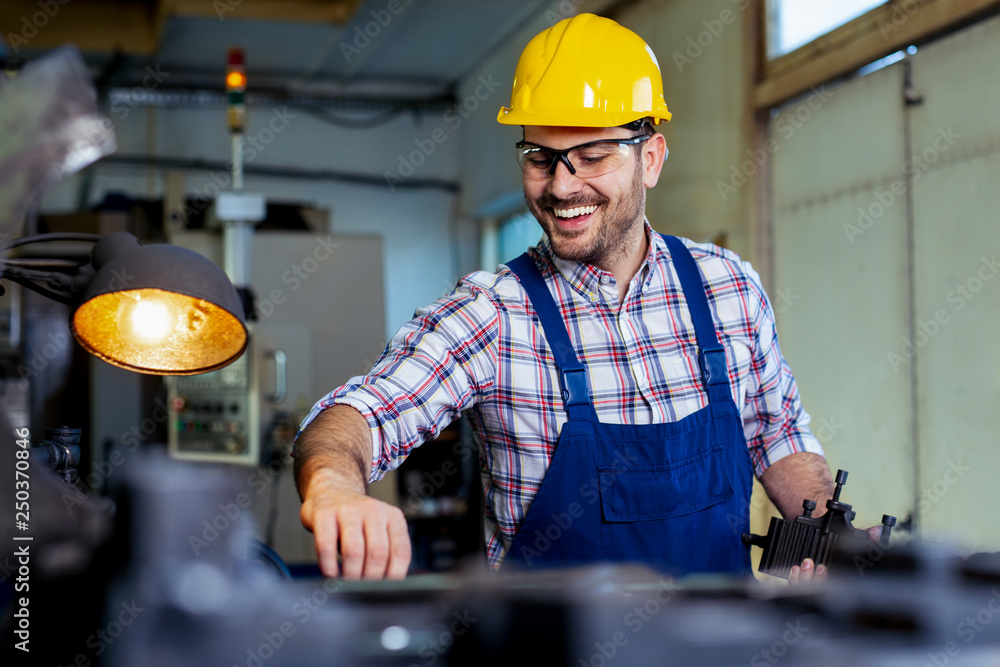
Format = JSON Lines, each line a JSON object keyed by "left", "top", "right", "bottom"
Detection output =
{"left": 598, "top": 445, "right": 734, "bottom": 522}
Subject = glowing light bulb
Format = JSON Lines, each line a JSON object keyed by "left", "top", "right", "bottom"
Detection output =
{"left": 129, "top": 298, "right": 175, "bottom": 345}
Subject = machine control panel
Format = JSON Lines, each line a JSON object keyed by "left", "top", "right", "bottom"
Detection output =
{"left": 167, "top": 352, "right": 259, "bottom": 465}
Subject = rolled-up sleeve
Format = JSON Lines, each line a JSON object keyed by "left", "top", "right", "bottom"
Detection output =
{"left": 297, "top": 275, "right": 502, "bottom": 482}
{"left": 740, "top": 264, "right": 824, "bottom": 478}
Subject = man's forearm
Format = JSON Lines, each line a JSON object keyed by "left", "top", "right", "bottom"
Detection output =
{"left": 294, "top": 405, "right": 374, "bottom": 500}
{"left": 759, "top": 452, "right": 835, "bottom": 520}
{"left": 294, "top": 404, "right": 411, "bottom": 580}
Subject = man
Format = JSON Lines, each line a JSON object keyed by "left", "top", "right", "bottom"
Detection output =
{"left": 295, "top": 13, "right": 835, "bottom": 581}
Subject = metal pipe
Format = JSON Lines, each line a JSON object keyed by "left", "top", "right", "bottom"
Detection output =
{"left": 223, "top": 131, "right": 251, "bottom": 286}
{"left": 100, "top": 154, "right": 460, "bottom": 193}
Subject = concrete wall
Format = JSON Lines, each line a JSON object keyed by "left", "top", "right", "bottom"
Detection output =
{"left": 616, "top": 0, "right": 754, "bottom": 258}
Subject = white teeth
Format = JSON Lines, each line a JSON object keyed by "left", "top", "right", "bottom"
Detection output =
{"left": 554, "top": 205, "right": 598, "bottom": 219}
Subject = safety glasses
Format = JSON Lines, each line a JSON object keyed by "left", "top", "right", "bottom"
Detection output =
{"left": 515, "top": 135, "right": 650, "bottom": 179}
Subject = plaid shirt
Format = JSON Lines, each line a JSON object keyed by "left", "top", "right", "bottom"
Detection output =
{"left": 300, "top": 224, "right": 823, "bottom": 568}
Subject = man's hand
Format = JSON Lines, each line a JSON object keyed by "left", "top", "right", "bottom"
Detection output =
{"left": 788, "top": 558, "right": 826, "bottom": 584}
{"left": 787, "top": 526, "right": 882, "bottom": 585}
{"left": 300, "top": 471, "right": 411, "bottom": 580}
{"left": 294, "top": 405, "right": 412, "bottom": 580}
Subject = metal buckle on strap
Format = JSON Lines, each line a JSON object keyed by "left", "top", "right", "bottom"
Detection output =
{"left": 560, "top": 367, "right": 591, "bottom": 406}
{"left": 699, "top": 348, "right": 728, "bottom": 386}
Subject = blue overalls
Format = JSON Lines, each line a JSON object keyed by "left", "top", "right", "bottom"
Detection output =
{"left": 503, "top": 235, "right": 753, "bottom": 577}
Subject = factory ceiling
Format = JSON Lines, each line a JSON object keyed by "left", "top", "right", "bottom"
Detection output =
{"left": 2, "top": 0, "right": 621, "bottom": 102}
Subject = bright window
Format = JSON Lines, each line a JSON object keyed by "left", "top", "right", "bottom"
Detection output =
{"left": 769, "top": 0, "right": 887, "bottom": 57}
{"left": 498, "top": 211, "right": 541, "bottom": 264}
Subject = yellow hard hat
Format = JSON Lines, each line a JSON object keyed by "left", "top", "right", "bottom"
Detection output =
{"left": 497, "top": 13, "right": 671, "bottom": 128}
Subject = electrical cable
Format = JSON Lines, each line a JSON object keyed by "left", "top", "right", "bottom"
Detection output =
{"left": 0, "top": 265, "right": 71, "bottom": 282}
{"left": 265, "top": 466, "right": 282, "bottom": 550}
{"left": 1, "top": 274, "right": 74, "bottom": 305}
{"left": 262, "top": 413, "right": 292, "bottom": 550}
{"left": 292, "top": 103, "right": 408, "bottom": 130}
{"left": 0, "top": 232, "right": 100, "bottom": 251}
{"left": 2, "top": 258, "right": 83, "bottom": 269}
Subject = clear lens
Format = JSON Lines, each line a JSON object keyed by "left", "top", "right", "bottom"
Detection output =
{"left": 570, "top": 142, "right": 630, "bottom": 175}
{"left": 516, "top": 137, "right": 646, "bottom": 179}
{"left": 516, "top": 146, "right": 555, "bottom": 175}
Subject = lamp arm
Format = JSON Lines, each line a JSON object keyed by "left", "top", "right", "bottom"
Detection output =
{"left": 0, "top": 231, "right": 101, "bottom": 305}
{"left": 0, "top": 273, "right": 76, "bottom": 305}
{"left": 2, "top": 259, "right": 84, "bottom": 269}
{"left": 1, "top": 265, "right": 68, "bottom": 282}
{"left": 0, "top": 232, "right": 101, "bottom": 252}
{"left": 0, "top": 260, "right": 94, "bottom": 306}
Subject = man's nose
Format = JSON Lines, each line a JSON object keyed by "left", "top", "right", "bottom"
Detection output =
{"left": 547, "top": 158, "right": 583, "bottom": 198}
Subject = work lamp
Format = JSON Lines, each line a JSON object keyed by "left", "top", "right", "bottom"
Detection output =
{"left": 1, "top": 231, "right": 248, "bottom": 375}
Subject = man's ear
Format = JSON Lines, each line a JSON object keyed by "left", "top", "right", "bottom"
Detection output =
{"left": 642, "top": 132, "right": 667, "bottom": 188}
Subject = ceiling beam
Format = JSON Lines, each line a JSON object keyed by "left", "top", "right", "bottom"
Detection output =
{"left": 2, "top": 0, "right": 159, "bottom": 55}
{"left": 755, "top": 0, "right": 1000, "bottom": 109}
{"left": 0, "top": 0, "right": 363, "bottom": 57}
{"left": 162, "top": 0, "right": 363, "bottom": 25}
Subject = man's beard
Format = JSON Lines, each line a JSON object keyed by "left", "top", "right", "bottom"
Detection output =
{"left": 528, "top": 162, "right": 646, "bottom": 267}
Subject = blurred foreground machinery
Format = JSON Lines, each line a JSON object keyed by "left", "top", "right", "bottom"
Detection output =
{"left": 7, "top": 445, "right": 1000, "bottom": 666}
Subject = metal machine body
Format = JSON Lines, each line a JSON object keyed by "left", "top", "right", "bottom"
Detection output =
{"left": 29, "top": 426, "right": 83, "bottom": 486}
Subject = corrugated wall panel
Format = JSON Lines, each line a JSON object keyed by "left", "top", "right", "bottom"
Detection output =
{"left": 770, "top": 61, "right": 915, "bottom": 530}
{"left": 910, "top": 14, "right": 1000, "bottom": 549}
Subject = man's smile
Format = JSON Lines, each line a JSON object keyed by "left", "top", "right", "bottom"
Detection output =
{"left": 553, "top": 204, "right": 599, "bottom": 219}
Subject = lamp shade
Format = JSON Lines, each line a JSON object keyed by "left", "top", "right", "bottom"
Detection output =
{"left": 71, "top": 232, "right": 248, "bottom": 375}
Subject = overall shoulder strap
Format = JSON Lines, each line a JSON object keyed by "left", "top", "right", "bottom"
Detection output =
{"left": 661, "top": 235, "right": 732, "bottom": 404}
{"left": 507, "top": 254, "right": 598, "bottom": 422}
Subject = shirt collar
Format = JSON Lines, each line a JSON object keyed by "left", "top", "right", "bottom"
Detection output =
{"left": 535, "top": 219, "right": 665, "bottom": 299}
